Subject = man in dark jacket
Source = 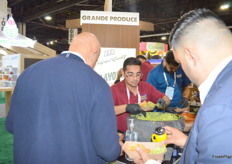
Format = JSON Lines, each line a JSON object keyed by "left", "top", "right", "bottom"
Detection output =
{"left": 6, "top": 32, "right": 121, "bottom": 164}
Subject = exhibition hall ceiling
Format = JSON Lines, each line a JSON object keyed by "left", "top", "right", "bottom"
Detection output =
{"left": 7, "top": 0, "right": 232, "bottom": 53}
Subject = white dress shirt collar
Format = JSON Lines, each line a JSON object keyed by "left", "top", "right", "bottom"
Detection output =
{"left": 198, "top": 55, "right": 232, "bottom": 104}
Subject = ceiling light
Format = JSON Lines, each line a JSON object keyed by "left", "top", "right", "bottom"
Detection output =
{"left": 161, "top": 36, "right": 167, "bottom": 40}
{"left": 220, "top": 4, "right": 229, "bottom": 10}
{"left": 45, "top": 16, "right": 52, "bottom": 21}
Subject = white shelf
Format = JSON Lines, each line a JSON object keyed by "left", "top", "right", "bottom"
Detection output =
{"left": 0, "top": 74, "right": 17, "bottom": 76}
{"left": 1, "top": 81, "right": 16, "bottom": 82}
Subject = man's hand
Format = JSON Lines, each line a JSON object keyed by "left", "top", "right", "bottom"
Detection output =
{"left": 178, "top": 97, "right": 189, "bottom": 108}
{"left": 126, "top": 104, "right": 146, "bottom": 117}
{"left": 165, "top": 106, "right": 176, "bottom": 113}
{"left": 157, "top": 98, "right": 166, "bottom": 109}
{"left": 165, "top": 106, "right": 189, "bottom": 113}
{"left": 134, "top": 147, "right": 161, "bottom": 164}
{"left": 119, "top": 140, "right": 124, "bottom": 156}
{"left": 174, "top": 107, "right": 189, "bottom": 113}
{"left": 163, "top": 126, "right": 188, "bottom": 148}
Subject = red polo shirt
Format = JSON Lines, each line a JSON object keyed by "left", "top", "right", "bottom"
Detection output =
{"left": 141, "top": 61, "right": 154, "bottom": 82}
{"left": 110, "top": 80, "right": 164, "bottom": 132}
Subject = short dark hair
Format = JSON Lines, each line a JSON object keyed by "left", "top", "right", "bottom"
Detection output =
{"left": 123, "top": 57, "right": 141, "bottom": 71}
{"left": 169, "top": 8, "right": 227, "bottom": 49}
{"left": 165, "top": 50, "right": 179, "bottom": 67}
{"left": 136, "top": 55, "right": 147, "bottom": 60}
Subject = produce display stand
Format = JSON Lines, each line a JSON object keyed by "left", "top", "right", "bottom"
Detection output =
{"left": 0, "top": 21, "right": 56, "bottom": 116}
{"left": 0, "top": 87, "right": 14, "bottom": 116}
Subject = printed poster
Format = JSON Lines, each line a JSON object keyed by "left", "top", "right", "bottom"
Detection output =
{"left": 94, "top": 48, "right": 136, "bottom": 86}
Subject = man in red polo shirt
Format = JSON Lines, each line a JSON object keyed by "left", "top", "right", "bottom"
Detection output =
{"left": 111, "top": 57, "right": 170, "bottom": 132}
{"left": 136, "top": 55, "right": 154, "bottom": 82}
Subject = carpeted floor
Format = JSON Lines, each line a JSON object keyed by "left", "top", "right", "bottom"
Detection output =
{"left": 0, "top": 92, "right": 5, "bottom": 105}
{"left": 0, "top": 118, "right": 13, "bottom": 164}
{"left": 0, "top": 91, "right": 13, "bottom": 163}
{"left": 0, "top": 92, "right": 6, "bottom": 118}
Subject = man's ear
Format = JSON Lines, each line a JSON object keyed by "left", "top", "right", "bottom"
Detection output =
{"left": 184, "top": 48, "right": 197, "bottom": 67}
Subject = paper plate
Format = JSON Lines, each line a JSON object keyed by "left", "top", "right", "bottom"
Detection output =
{"left": 122, "top": 141, "right": 167, "bottom": 161}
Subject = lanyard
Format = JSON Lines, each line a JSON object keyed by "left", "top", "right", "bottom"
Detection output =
{"left": 126, "top": 86, "right": 141, "bottom": 104}
{"left": 163, "top": 72, "right": 176, "bottom": 87}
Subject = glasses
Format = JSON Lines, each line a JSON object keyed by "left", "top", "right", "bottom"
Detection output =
{"left": 125, "top": 72, "right": 143, "bottom": 79}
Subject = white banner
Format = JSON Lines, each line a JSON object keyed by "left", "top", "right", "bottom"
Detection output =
{"left": 0, "top": 11, "right": 7, "bottom": 31}
{"left": 81, "top": 10, "right": 139, "bottom": 26}
{"left": 0, "top": 0, "right": 7, "bottom": 31}
{"left": 94, "top": 48, "right": 136, "bottom": 86}
{"left": 2, "top": 54, "right": 21, "bottom": 69}
{"left": 2, "top": 54, "right": 21, "bottom": 87}
{"left": 0, "top": 0, "right": 7, "bottom": 13}
{"left": 68, "top": 28, "right": 78, "bottom": 44}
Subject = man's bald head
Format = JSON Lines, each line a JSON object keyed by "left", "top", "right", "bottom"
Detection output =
{"left": 69, "top": 32, "right": 101, "bottom": 68}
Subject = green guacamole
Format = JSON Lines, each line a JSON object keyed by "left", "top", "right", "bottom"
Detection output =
{"left": 131, "top": 112, "right": 181, "bottom": 121}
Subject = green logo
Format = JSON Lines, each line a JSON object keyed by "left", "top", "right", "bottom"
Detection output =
{"left": 3, "top": 16, "right": 19, "bottom": 38}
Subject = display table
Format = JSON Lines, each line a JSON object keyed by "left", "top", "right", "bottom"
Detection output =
{"left": 0, "top": 87, "right": 14, "bottom": 116}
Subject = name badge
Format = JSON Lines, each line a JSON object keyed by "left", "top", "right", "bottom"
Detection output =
{"left": 165, "top": 86, "right": 174, "bottom": 100}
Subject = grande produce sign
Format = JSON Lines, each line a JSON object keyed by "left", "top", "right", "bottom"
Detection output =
{"left": 81, "top": 10, "right": 139, "bottom": 26}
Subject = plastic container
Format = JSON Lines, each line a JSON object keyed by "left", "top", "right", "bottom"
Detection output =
{"left": 123, "top": 141, "right": 167, "bottom": 161}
